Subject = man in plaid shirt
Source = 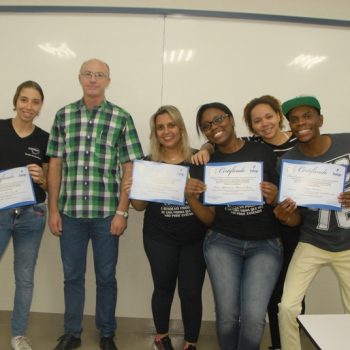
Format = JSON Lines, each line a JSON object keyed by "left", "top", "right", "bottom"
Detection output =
{"left": 47, "top": 58, "right": 143, "bottom": 350}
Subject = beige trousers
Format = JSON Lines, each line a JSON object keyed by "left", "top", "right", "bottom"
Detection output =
{"left": 278, "top": 242, "right": 350, "bottom": 350}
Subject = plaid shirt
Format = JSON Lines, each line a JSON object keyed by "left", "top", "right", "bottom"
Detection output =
{"left": 47, "top": 99, "right": 143, "bottom": 218}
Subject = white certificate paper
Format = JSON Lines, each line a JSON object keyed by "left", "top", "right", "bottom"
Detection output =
{"left": 0, "top": 167, "right": 36, "bottom": 210}
{"left": 278, "top": 160, "right": 346, "bottom": 211}
{"left": 204, "top": 162, "right": 263, "bottom": 205}
{"left": 130, "top": 159, "right": 189, "bottom": 205}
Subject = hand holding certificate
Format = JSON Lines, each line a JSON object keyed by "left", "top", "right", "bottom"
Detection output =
{"left": 0, "top": 167, "right": 36, "bottom": 210}
{"left": 278, "top": 160, "right": 346, "bottom": 211}
{"left": 130, "top": 159, "right": 189, "bottom": 205}
{"left": 204, "top": 162, "right": 263, "bottom": 205}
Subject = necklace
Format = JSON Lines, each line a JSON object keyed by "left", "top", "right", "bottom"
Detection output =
{"left": 282, "top": 132, "right": 289, "bottom": 141}
{"left": 162, "top": 153, "right": 184, "bottom": 163}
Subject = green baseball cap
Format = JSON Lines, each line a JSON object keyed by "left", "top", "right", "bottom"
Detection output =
{"left": 282, "top": 96, "right": 321, "bottom": 118}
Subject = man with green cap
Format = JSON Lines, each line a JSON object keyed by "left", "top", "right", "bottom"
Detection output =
{"left": 274, "top": 95, "right": 350, "bottom": 350}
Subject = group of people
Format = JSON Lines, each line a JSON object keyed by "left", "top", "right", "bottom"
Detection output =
{"left": 1, "top": 57, "right": 350, "bottom": 350}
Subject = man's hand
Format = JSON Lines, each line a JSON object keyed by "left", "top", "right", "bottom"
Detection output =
{"left": 48, "top": 210, "right": 63, "bottom": 236}
{"left": 110, "top": 214, "right": 127, "bottom": 236}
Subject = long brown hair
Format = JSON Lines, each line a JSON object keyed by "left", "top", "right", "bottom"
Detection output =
{"left": 13, "top": 80, "right": 44, "bottom": 110}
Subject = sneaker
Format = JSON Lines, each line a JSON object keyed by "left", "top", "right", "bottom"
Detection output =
{"left": 11, "top": 336, "right": 32, "bottom": 350}
{"left": 100, "top": 336, "right": 118, "bottom": 350}
{"left": 53, "top": 334, "right": 81, "bottom": 350}
{"left": 154, "top": 335, "right": 174, "bottom": 350}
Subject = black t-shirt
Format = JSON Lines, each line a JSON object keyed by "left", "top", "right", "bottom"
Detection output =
{"left": 211, "top": 141, "right": 279, "bottom": 240}
{"left": 143, "top": 160, "right": 206, "bottom": 244}
{"left": 243, "top": 134, "right": 298, "bottom": 158}
{"left": 244, "top": 135, "right": 301, "bottom": 238}
{"left": 0, "top": 118, "right": 49, "bottom": 203}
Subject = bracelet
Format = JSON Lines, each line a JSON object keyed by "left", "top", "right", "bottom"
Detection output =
{"left": 116, "top": 210, "right": 129, "bottom": 219}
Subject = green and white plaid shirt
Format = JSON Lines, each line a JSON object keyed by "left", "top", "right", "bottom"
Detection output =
{"left": 47, "top": 99, "right": 143, "bottom": 218}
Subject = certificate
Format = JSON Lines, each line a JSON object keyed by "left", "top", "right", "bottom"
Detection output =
{"left": 0, "top": 167, "right": 36, "bottom": 210}
{"left": 204, "top": 162, "right": 263, "bottom": 205}
{"left": 278, "top": 160, "right": 346, "bottom": 211}
{"left": 130, "top": 159, "right": 189, "bottom": 205}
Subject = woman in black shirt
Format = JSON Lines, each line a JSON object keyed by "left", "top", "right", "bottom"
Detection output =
{"left": 186, "top": 102, "right": 282, "bottom": 350}
{"left": 125, "top": 105, "right": 206, "bottom": 350}
{"left": 243, "top": 95, "right": 302, "bottom": 350}
{"left": 0, "top": 81, "right": 49, "bottom": 350}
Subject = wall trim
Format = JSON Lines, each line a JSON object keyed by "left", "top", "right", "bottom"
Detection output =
{"left": 0, "top": 6, "right": 350, "bottom": 28}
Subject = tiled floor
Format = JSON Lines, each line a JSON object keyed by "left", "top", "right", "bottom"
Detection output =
{"left": 0, "top": 311, "right": 315, "bottom": 349}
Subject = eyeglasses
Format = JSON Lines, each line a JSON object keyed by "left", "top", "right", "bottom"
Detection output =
{"left": 201, "top": 114, "right": 228, "bottom": 132}
{"left": 80, "top": 71, "right": 108, "bottom": 80}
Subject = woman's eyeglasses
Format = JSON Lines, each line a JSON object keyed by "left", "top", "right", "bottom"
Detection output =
{"left": 201, "top": 114, "right": 228, "bottom": 132}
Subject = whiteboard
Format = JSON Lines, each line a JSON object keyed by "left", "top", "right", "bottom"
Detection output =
{"left": 162, "top": 17, "right": 350, "bottom": 141}
{"left": 1, "top": 13, "right": 350, "bottom": 152}
{"left": 0, "top": 10, "right": 349, "bottom": 321}
{"left": 0, "top": 13, "right": 164, "bottom": 151}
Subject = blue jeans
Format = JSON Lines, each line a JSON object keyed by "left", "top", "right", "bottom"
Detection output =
{"left": 60, "top": 214, "right": 119, "bottom": 338}
{"left": 204, "top": 230, "right": 282, "bottom": 350}
{"left": 0, "top": 204, "right": 46, "bottom": 336}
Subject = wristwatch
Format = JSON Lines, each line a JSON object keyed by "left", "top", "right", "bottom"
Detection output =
{"left": 116, "top": 210, "right": 129, "bottom": 219}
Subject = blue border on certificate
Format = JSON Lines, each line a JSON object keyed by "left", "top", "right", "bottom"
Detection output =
{"left": 2, "top": 199, "right": 36, "bottom": 210}
{"left": 278, "top": 159, "right": 346, "bottom": 211}
{"left": 0, "top": 167, "right": 36, "bottom": 211}
{"left": 204, "top": 161, "right": 263, "bottom": 205}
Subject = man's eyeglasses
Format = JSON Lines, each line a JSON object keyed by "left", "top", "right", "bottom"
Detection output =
{"left": 201, "top": 114, "right": 228, "bottom": 132}
{"left": 80, "top": 71, "right": 108, "bottom": 80}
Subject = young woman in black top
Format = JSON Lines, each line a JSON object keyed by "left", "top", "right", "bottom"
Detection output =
{"left": 0, "top": 81, "right": 49, "bottom": 350}
{"left": 243, "top": 95, "right": 303, "bottom": 350}
{"left": 124, "top": 105, "right": 207, "bottom": 350}
{"left": 192, "top": 96, "right": 302, "bottom": 350}
{"left": 186, "top": 102, "right": 282, "bottom": 350}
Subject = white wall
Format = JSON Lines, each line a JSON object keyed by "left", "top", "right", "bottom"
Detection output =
{"left": 0, "top": 2, "right": 349, "bottom": 321}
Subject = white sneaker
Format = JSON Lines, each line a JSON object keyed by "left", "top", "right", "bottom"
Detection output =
{"left": 11, "top": 336, "right": 33, "bottom": 350}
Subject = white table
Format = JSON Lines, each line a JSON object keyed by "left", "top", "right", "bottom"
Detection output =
{"left": 297, "top": 314, "right": 350, "bottom": 350}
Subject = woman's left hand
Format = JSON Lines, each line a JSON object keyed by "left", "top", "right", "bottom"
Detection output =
{"left": 185, "top": 178, "right": 206, "bottom": 199}
{"left": 27, "top": 163, "right": 46, "bottom": 187}
{"left": 338, "top": 191, "right": 350, "bottom": 208}
{"left": 261, "top": 181, "right": 278, "bottom": 205}
{"left": 191, "top": 149, "right": 210, "bottom": 165}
